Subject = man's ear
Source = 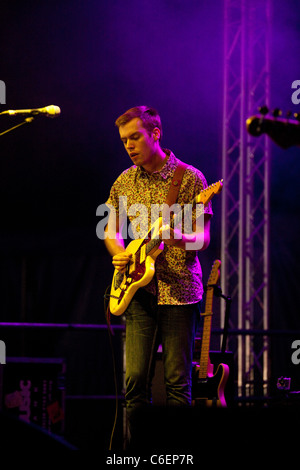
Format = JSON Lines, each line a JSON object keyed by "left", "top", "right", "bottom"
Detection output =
{"left": 153, "top": 127, "right": 161, "bottom": 141}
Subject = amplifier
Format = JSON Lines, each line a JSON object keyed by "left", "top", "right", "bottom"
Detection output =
{"left": 0, "top": 357, "right": 65, "bottom": 435}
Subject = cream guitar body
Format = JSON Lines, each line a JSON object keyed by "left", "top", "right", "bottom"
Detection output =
{"left": 109, "top": 218, "right": 164, "bottom": 315}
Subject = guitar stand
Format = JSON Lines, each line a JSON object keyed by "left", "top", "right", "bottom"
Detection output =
{"left": 204, "top": 283, "right": 232, "bottom": 354}
{"left": 192, "top": 282, "right": 232, "bottom": 407}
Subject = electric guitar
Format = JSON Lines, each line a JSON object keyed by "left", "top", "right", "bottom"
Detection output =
{"left": 246, "top": 108, "right": 300, "bottom": 149}
{"left": 109, "top": 180, "right": 223, "bottom": 316}
{"left": 192, "top": 259, "right": 229, "bottom": 407}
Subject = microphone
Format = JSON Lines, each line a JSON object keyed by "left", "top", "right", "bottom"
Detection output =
{"left": 0, "top": 105, "right": 61, "bottom": 118}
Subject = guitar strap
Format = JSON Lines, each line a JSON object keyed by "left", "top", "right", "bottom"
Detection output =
{"left": 163, "top": 159, "right": 188, "bottom": 222}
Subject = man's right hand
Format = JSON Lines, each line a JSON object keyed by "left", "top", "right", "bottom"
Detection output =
{"left": 112, "top": 251, "right": 132, "bottom": 273}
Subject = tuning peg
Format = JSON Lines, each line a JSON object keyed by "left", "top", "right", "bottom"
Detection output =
{"left": 258, "top": 105, "right": 268, "bottom": 115}
{"left": 272, "top": 108, "right": 282, "bottom": 117}
{"left": 286, "top": 110, "right": 292, "bottom": 118}
{"left": 293, "top": 112, "right": 300, "bottom": 122}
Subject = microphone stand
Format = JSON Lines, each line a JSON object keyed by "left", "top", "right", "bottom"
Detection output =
{"left": 0, "top": 116, "right": 35, "bottom": 137}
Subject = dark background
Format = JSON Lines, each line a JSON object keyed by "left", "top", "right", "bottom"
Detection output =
{"left": 0, "top": 0, "right": 299, "bottom": 450}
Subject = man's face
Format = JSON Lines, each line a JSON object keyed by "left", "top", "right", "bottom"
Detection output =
{"left": 119, "top": 117, "right": 158, "bottom": 167}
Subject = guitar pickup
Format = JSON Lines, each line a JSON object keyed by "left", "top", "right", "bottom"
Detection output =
{"left": 140, "top": 244, "right": 146, "bottom": 264}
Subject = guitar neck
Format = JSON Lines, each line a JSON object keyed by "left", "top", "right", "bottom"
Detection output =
{"left": 141, "top": 182, "right": 223, "bottom": 257}
{"left": 199, "top": 314, "right": 212, "bottom": 379}
{"left": 145, "top": 236, "right": 160, "bottom": 255}
{"left": 198, "top": 289, "right": 214, "bottom": 379}
{"left": 145, "top": 199, "right": 196, "bottom": 255}
{"left": 171, "top": 193, "right": 199, "bottom": 228}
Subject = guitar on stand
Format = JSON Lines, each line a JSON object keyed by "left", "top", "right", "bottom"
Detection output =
{"left": 192, "top": 260, "right": 229, "bottom": 407}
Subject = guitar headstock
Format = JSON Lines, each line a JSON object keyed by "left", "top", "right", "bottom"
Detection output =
{"left": 246, "top": 106, "right": 300, "bottom": 149}
{"left": 207, "top": 259, "right": 221, "bottom": 287}
{"left": 195, "top": 179, "right": 223, "bottom": 205}
{"left": 203, "top": 259, "right": 221, "bottom": 316}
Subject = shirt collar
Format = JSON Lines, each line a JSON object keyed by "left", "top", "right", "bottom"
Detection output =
{"left": 135, "top": 149, "right": 178, "bottom": 180}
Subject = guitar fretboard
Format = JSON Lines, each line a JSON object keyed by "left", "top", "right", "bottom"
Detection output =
{"left": 199, "top": 291, "right": 213, "bottom": 380}
{"left": 145, "top": 197, "right": 203, "bottom": 255}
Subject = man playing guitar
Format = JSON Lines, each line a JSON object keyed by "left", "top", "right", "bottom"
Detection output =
{"left": 103, "top": 105, "right": 214, "bottom": 447}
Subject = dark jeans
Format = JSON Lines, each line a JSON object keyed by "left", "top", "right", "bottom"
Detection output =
{"left": 125, "top": 288, "right": 200, "bottom": 440}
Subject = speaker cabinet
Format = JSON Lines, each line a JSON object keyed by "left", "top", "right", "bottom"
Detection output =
{"left": 0, "top": 357, "right": 65, "bottom": 435}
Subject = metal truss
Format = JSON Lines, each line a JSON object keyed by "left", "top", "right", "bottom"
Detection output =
{"left": 221, "top": 0, "right": 271, "bottom": 400}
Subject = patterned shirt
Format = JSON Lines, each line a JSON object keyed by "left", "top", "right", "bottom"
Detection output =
{"left": 106, "top": 150, "right": 213, "bottom": 305}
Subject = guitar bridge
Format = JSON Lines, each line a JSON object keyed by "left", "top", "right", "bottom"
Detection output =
{"left": 140, "top": 244, "right": 146, "bottom": 263}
